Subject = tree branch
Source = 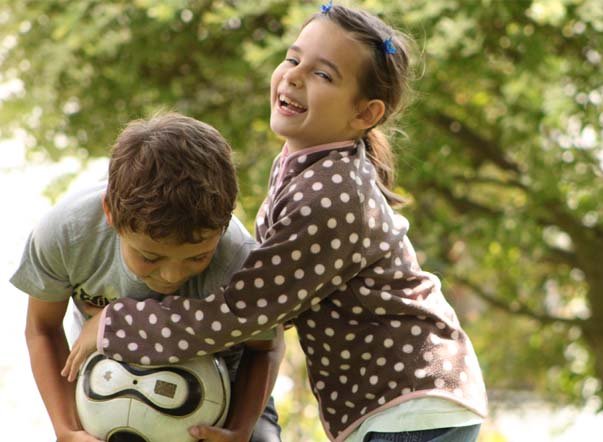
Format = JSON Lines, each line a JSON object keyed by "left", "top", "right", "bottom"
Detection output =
{"left": 454, "top": 275, "right": 585, "bottom": 327}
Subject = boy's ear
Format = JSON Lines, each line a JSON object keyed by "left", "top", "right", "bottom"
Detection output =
{"left": 351, "top": 99, "right": 386, "bottom": 131}
{"left": 101, "top": 195, "right": 113, "bottom": 227}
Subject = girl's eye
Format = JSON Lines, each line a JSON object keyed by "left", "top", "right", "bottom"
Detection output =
{"left": 189, "top": 255, "right": 209, "bottom": 263}
{"left": 285, "top": 57, "right": 299, "bottom": 65}
{"left": 142, "top": 255, "right": 160, "bottom": 264}
{"left": 316, "top": 71, "right": 332, "bottom": 81}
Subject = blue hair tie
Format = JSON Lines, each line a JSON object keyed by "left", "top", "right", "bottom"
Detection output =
{"left": 382, "top": 37, "right": 397, "bottom": 55}
{"left": 321, "top": 0, "right": 333, "bottom": 14}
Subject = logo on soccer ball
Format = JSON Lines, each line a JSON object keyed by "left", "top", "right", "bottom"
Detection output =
{"left": 76, "top": 352, "right": 230, "bottom": 442}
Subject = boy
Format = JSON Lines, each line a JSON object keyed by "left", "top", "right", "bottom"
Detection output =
{"left": 11, "top": 113, "right": 283, "bottom": 442}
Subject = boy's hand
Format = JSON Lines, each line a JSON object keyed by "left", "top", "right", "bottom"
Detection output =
{"left": 61, "top": 311, "right": 102, "bottom": 382}
{"left": 188, "top": 425, "right": 250, "bottom": 442}
{"left": 57, "top": 429, "right": 103, "bottom": 441}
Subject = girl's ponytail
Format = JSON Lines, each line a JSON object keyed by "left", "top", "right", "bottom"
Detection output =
{"left": 363, "top": 128, "right": 405, "bottom": 207}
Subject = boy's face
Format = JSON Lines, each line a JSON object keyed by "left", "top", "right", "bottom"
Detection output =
{"left": 118, "top": 228, "right": 222, "bottom": 295}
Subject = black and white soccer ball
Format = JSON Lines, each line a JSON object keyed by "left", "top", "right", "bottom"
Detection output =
{"left": 76, "top": 352, "right": 230, "bottom": 442}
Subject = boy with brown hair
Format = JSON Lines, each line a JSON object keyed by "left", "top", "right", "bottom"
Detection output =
{"left": 11, "top": 112, "right": 283, "bottom": 442}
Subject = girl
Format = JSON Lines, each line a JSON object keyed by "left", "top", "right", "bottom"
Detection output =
{"left": 65, "top": 3, "right": 487, "bottom": 441}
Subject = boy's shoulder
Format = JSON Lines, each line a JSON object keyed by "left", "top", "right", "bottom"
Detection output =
{"left": 43, "top": 181, "right": 109, "bottom": 243}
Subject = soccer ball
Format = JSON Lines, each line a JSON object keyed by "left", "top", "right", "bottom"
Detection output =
{"left": 76, "top": 352, "right": 230, "bottom": 442}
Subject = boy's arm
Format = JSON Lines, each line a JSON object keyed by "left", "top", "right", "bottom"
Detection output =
{"left": 25, "top": 297, "right": 101, "bottom": 442}
{"left": 189, "top": 326, "right": 285, "bottom": 441}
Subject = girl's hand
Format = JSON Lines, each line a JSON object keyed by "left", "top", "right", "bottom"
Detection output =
{"left": 188, "top": 425, "right": 250, "bottom": 442}
{"left": 57, "top": 429, "right": 103, "bottom": 441}
{"left": 61, "top": 311, "right": 103, "bottom": 382}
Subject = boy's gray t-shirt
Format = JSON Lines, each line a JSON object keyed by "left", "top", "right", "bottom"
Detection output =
{"left": 10, "top": 181, "right": 259, "bottom": 376}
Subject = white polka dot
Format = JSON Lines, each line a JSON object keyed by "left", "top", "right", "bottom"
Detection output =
{"left": 140, "top": 356, "right": 150, "bottom": 365}
{"left": 254, "top": 278, "right": 264, "bottom": 288}
{"left": 312, "top": 182, "right": 323, "bottom": 191}
{"left": 185, "top": 327, "right": 194, "bottom": 335}
{"left": 170, "top": 314, "right": 181, "bottom": 323}
{"left": 298, "top": 289, "right": 308, "bottom": 300}
{"left": 116, "top": 330, "right": 126, "bottom": 338}
{"left": 113, "top": 303, "right": 123, "bottom": 311}
{"left": 316, "top": 381, "right": 325, "bottom": 390}
{"left": 161, "top": 327, "right": 171, "bottom": 338}
{"left": 235, "top": 280, "right": 245, "bottom": 290}
{"left": 304, "top": 170, "right": 314, "bottom": 178}
{"left": 361, "top": 352, "right": 371, "bottom": 360}
{"left": 178, "top": 340, "right": 189, "bottom": 350}
{"left": 271, "top": 255, "right": 282, "bottom": 265}
{"left": 136, "top": 302, "right": 145, "bottom": 311}
{"left": 327, "top": 218, "right": 337, "bottom": 228}
{"left": 339, "top": 375, "right": 348, "bottom": 384}
{"left": 168, "top": 356, "right": 180, "bottom": 363}
{"left": 278, "top": 294, "right": 288, "bottom": 304}
{"left": 376, "top": 357, "right": 386, "bottom": 366}
{"left": 315, "top": 264, "right": 325, "bottom": 275}
{"left": 155, "top": 343, "right": 163, "bottom": 353}
{"left": 331, "top": 239, "right": 341, "bottom": 249}
{"left": 332, "top": 174, "right": 343, "bottom": 183}
{"left": 231, "top": 329, "right": 242, "bottom": 337}
{"left": 415, "top": 369, "right": 427, "bottom": 378}
{"left": 379, "top": 242, "right": 390, "bottom": 251}
{"left": 403, "top": 344, "right": 413, "bottom": 353}
{"left": 369, "top": 375, "right": 379, "bottom": 385}
{"left": 274, "top": 275, "right": 285, "bottom": 285}
{"left": 139, "top": 330, "right": 147, "bottom": 339}
{"left": 331, "top": 276, "right": 342, "bottom": 285}
{"left": 394, "top": 362, "right": 404, "bottom": 372}
{"left": 411, "top": 325, "right": 422, "bottom": 336}
{"left": 149, "top": 314, "right": 157, "bottom": 324}
{"left": 293, "top": 192, "right": 304, "bottom": 201}
{"left": 258, "top": 315, "right": 269, "bottom": 325}
{"left": 364, "top": 334, "right": 374, "bottom": 343}
{"left": 345, "top": 333, "right": 356, "bottom": 341}
{"left": 340, "top": 193, "right": 350, "bottom": 203}
{"left": 301, "top": 206, "right": 312, "bottom": 216}
{"left": 384, "top": 338, "right": 394, "bottom": 348}
{"left": 211, "top": 321, "right": 222, "bottom": 331}
{"left": 362, "top": 238, "right": 371, "bottom": 248}
{"left": 310, "top": 243, "right": 321, "bottom": 254}
{"left": 321, "top": 198, "right": 332, "bottom": 208}
{"left": 204, "top": 338, "right": 215, "bottom": 345}
{"left": 323, "top": 160, "right": 333, "bottom": 168}
{"left": 307, "top": 225, "right": 318, "bottom": 235}
{"left": 352, "top": 253, "right": 362, "bottom": 263}
{"left": 236, "top": 301, "right": 246, "bottom": 310}
{"left": 345, "top": 213, "right": 355, "bottom": 223}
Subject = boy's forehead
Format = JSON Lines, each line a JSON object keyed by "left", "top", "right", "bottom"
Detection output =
{"left": 122, "top": 228, "right": 222, "bottom": 255}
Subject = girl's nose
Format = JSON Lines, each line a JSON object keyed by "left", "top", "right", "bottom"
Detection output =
{"left": 284, "top": 67, "right": 303, "bottom": 88}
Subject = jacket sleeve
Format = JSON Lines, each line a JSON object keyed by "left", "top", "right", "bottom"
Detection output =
{"left": 100, "top": 176, "right": 364, "bottom": 365}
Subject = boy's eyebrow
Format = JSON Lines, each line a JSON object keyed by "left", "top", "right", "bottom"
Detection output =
{"left": 289, "top": 45, "right": 343, "bottom": 79}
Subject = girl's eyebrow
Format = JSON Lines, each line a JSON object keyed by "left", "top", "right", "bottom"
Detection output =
{"left": 289, "top": 45, "right": 343, "bottom": 79}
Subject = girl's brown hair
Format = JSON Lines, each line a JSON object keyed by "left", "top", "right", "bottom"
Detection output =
{"left": 307, "top": 5, "right": 417, "bottom": 206}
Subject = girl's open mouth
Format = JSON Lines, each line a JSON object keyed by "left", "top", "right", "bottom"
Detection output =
{"left": 278, "top": 94, "right": 308, "bottom": 114}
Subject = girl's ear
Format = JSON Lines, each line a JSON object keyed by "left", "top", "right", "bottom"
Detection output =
{"left": 351, "top": 99, "right": 386, "bottom": 131}
{"left": 101, "top": 194, "right": 113, "bottom": 227}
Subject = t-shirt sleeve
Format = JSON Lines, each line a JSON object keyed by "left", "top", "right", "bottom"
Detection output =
{"left": 10, "top": 207, "right": 72, "bottom": 301}
{"left": 100, "top": 177, "right": 365, "bottom": 365}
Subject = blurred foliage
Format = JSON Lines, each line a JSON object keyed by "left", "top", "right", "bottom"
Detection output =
{"left": 2, "top": 0, "right": 603, "bottom": 439}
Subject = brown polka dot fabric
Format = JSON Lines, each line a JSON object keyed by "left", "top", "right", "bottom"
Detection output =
{"left": 101, "top": 141, "right": 487, "bottom": 441}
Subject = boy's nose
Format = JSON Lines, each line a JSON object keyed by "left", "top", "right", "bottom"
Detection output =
{"left": 159, "top": 264, "right": 187, "bottom": 284}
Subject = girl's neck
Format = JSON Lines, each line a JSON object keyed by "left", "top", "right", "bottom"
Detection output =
{"left": 284, "top": 138, "right": 357, "bottom": 155}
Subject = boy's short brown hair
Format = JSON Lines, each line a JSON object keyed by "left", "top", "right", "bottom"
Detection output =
{"left": 105, "top": 112, "right": 237, "bottom": 243}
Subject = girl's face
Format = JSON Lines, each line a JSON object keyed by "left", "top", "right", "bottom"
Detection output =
{"left": 270, "top": 18, "right": 371, "bottom": 151}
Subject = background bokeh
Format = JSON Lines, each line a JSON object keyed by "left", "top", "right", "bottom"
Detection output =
{"left": 1, "top": 0, "right": 602, "bottom": 440}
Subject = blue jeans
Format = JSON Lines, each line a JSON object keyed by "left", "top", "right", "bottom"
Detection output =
{"left": 363, "top": 424, "right": 481, "bottom": 442}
